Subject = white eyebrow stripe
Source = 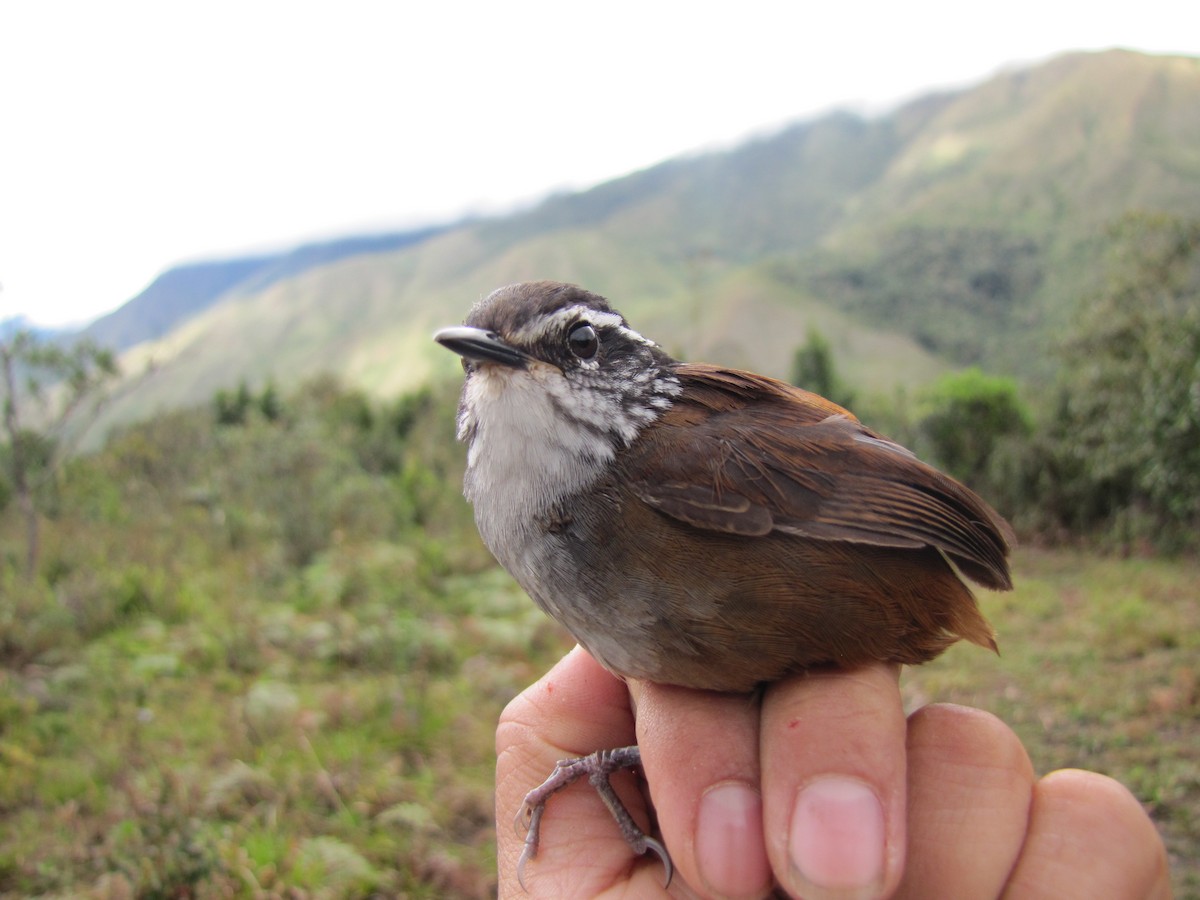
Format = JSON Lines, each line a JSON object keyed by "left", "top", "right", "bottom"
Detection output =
{"left": 576, "top": 309, "right": 626, "bottom": 330}
{"left": 511, "top": 306, "right": 655, "bottom": 346}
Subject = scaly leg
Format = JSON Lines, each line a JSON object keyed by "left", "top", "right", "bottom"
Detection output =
{"left": 515, "top": 745, "right": 672, "bottom": 889}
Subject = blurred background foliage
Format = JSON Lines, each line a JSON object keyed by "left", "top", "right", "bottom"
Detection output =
{"left": 0, "top": 375, "right": 568, "bottom": 896}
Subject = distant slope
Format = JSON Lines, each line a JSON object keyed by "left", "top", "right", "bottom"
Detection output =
{"left": 82, "top": 226, "right": 451, "bottom": 351}
{"left": 84, "top": 257, "right": 277, "bottom": 351}
{"left": 797, "top": 50, "right": 1200, "bottom": 370}
{"left": 91, "top": 49, "right": 1200, "bottom": 436}
{"left": 232, "top": 226, "right": 454, "bottom": 295}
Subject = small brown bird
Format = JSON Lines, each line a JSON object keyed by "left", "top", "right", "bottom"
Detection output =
{"left": 435, "top": 280, "right": 1014, "bottom": 882}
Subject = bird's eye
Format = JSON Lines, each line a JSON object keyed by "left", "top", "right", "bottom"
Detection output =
{"left": 567, "top": 322, "right": 599, "bottom": 359}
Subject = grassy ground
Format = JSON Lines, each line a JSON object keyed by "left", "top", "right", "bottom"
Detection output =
{"left": 2, "top": 546, "right": 1196, "bottom": 898}
{"left": 0, "top": 385, "right": 1195, "bottom": 896}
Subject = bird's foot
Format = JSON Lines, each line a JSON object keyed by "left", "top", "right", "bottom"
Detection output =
{"left": 515, "top": 744, "right": 672, "bottom": 890}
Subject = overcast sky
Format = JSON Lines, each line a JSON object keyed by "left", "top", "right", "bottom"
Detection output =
{"left": 1, "top": 1, "right": 1195, "bottom": 327}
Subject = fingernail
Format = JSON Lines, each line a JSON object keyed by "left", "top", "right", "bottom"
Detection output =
{"left": 789, "top": 776, "right": 886, "bottom": 899}
{"left": 696, "top": 781, "right": 771, "bottom": 897}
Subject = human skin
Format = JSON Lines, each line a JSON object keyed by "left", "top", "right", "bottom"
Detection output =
{"left": 495, "top": 646, "right": 1172, "bottom": 899}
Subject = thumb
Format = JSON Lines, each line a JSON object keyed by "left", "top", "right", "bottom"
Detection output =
{"left": 496, "top": 646, "right": 657, "bottom": 896}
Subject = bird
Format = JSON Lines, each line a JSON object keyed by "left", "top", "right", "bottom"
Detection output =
{"left": 434, "top": 280, "right": 1014, "bottom": 884}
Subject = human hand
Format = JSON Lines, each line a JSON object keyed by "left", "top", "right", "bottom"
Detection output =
{"left": 495, "top": 645, "right": 1171, "bottom": 898}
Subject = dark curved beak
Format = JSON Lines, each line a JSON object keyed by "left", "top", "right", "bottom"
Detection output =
{"left": 434, "top": 326, "right": 530, "bottom": 369}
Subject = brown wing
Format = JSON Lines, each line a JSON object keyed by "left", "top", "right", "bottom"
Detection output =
{"left": 627, "top": 363, "right": 1015, "bottom": 591}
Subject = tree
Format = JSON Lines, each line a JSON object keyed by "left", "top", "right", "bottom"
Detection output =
{"left": 1053, "top": 212, "right": 1200, "bottom": 542}
{"left": 918, "top": 367, "right": 1031, "bottom": 488}
{"left": 0, "top": 329, "right": 119, "bottom": 576}
{"left": 790, "top": 327, "right": 855, "bottom": 409}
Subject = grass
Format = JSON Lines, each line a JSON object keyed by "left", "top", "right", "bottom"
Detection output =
{"left": 0, "top": 385, "right": 1196, "bottom": 897}
{"left": 2, "top": 546, "right": 1195, "bottom": 897}
{"left": 0, "top": 544, "right": 561, "bottom": 898}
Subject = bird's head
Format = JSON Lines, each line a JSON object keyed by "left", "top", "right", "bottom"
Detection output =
{"left": 435, "top": 281, "right": 681, "bottom": 461}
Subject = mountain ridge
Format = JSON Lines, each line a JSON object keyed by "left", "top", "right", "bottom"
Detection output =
{"left": 80, "top": 225, "right": 453, "bottom": 352}
{"left": 85, "top": 49, "right": 1200, "bottom": 435}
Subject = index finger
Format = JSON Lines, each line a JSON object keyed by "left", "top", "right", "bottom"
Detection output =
{"left": 760, "top": 662, "right": 907, "bottom": 899}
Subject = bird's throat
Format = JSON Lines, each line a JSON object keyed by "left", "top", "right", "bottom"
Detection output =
{"left": 461, "top": 365, "right": 620, "bottom": 545}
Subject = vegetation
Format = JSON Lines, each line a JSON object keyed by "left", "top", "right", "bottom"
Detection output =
{"left": 1048, "top": 213, "right": 1200, "bottom": 546}
{"left": 789, "top": 327, "right": 856, "bottom": 410}
{"left": 0, "top": 330, "right": 119, "bottom": 577}
{"left": 835, "top": 212, "right": 1200, "bottom": 557}
{"left": 0, "top": 377, "right": 573, "bottom": 896}
{"left": 912, "top": 367, "right": 1032, "bottom": 521}
{"left": 800, "top": 227, "right": 1044, "bottom": 366}
{"left": 0, "top": 359, "right": 1196, "bottom": 895}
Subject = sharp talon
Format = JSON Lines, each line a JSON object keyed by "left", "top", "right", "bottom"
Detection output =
{"left": 641, "top": 833, "right": 673, "bottom": 887}
{"left": 517, "top": 846, "right": 531, "bottom": 892}
{"left": 515, "top": 791, "right": 547, "bottom": 890}
{"left": 514, "top": 802, "right": 530, "bottom": 837}
{"left": 516, "top": 813, "right": 537, "bottom": 891}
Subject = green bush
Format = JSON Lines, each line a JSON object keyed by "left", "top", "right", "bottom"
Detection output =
{"left": 1049, "top": 213, "right": 1200, "bottom": 546}
{"left": 917, "top": 367, "right": 1031, "bottom": 493}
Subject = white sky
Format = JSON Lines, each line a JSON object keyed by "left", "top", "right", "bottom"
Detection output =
{"left": 1, "top": 1, "right": 1195, "bottom": 327}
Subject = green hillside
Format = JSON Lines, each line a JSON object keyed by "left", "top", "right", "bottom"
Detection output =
{"left": 81, "top": 228, "right": 450, "bottom": 352}
{"left": 93, "top": 49, "right": 1200, "bottom": 435}
{"left": 792, "top": 50, "right": 1200, "bottom": 371}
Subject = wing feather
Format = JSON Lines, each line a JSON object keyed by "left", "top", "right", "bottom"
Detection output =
{"left": 626, "top": 364, "right": 1015, "bottom": 590}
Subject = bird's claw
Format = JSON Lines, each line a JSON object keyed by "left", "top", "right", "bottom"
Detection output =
{"left": 638, "top": 833, "right": 674, "bottom": 888}
{"left": 512, "top": 745, "right": 673, "bottom": 891}
{"left": 515, "top": 796, "right": 547, "bottom": 891}
{"left": 514, "top": 800, "right": 533, "bottom": 836}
